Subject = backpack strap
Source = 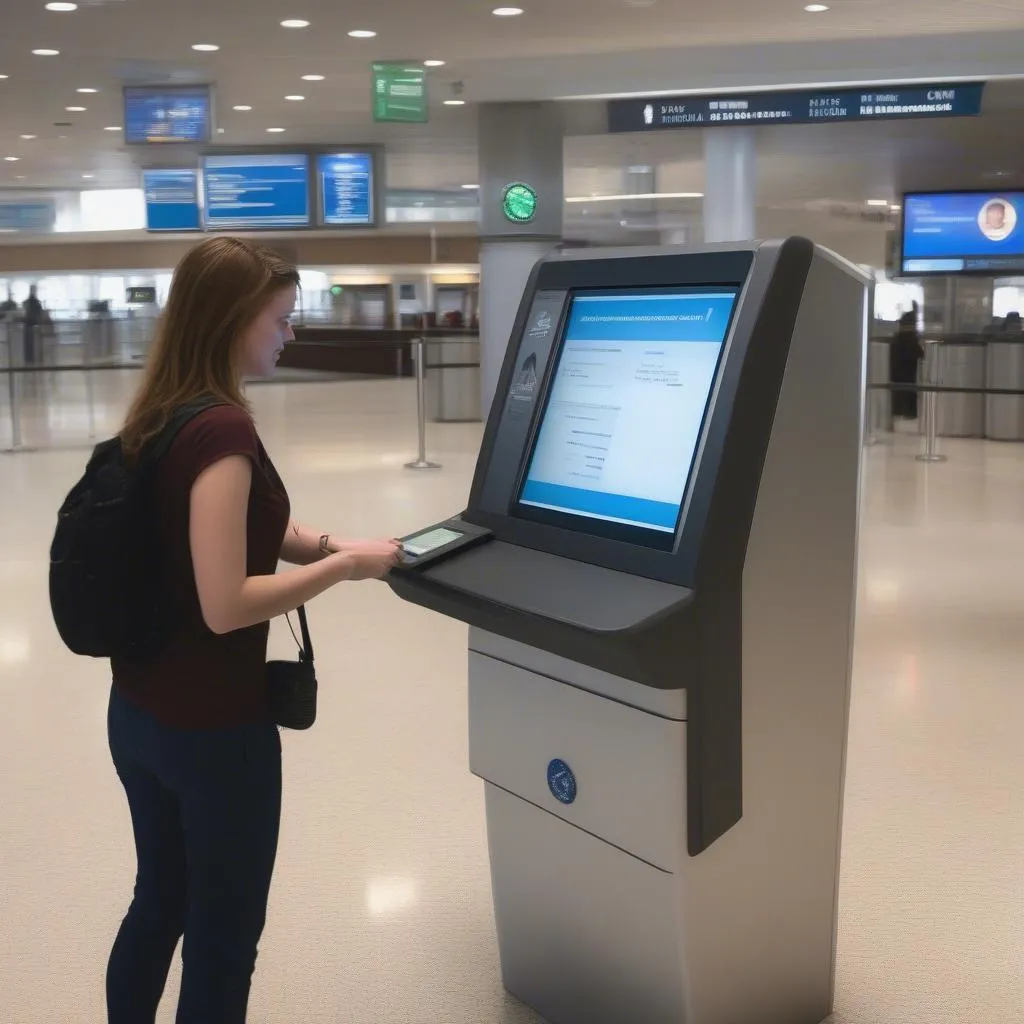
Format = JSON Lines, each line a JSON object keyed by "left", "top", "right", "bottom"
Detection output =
{"left": 139, "top": 394, "right": 227, "bottom": 469}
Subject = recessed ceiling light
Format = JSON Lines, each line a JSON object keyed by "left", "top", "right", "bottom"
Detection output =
{"left": 444, "top": 99, "right": 466, "bottom": 106}
{"left": 32, "top": 49, "right": 60, "bottom": 56}
{"left": 281, "top": 18, "right": 310, "bottom": 28}
{"left": 424, "top": 60, "right": 446, "bottom": 67}
{"left": 20, "top": 134, "right": 37, "bottom": 140}
{"left": 46, "top": 2, "right": 78, "bottom": 9}
{"left": 804, "top": 3, "right": 829, "bottom": 10}
{"left": 4, "top": 157, "right": 20, "bottom": 162}
{"left": 192, "top": 43, "right": 219, "bottom": 51}
{"left": 301, "top": 74, "right": 325, "bottom": 81}
{"left": 0, "top": 75, "right": 8, "bottom": 80}
{"left": 866, "top": 199, "right": 890, "bottom": 206}
{"left": 15, "top": 175, "right": 25, "bottom": 180}
{"left": 233, "top": 104, "right": 252, "bottom": 111}
{"left": 492, "top": 6, "right": 524, "bottom": 15}
{"left": 347, "top": 29, "right": 377, "bottom": 38}
{"left": 217, "top": 127, "right": 225, "bottom": 134}
{"left": 266, "top": 127, "right": 286, "bottom": 133}
{"left": 66, "top": 105, "right": 86, "bottom": 112}
{"left": 462, "top": 183, "right": 479, "bottom": 189}
{"left": 76, "top": 87, "right": 99, "bottom": 94}
{"left": 285, "top": 94, "right": 305, "bottom": 101}
{"left": 82, "top": 173, "right": 94, "bottom": 178}
{"left": 104, "top": 125, "right": 121, "bottom": 131}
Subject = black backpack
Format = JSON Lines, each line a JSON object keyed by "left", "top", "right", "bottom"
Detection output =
{"left": 49, "top": 396, "right": 222, "bottom": 659}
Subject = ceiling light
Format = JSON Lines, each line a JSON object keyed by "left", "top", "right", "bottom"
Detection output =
{"left": 285, "top": 94, "right": 305, "bottom": 101}
{"left": 76, "top": 87, "right": 98, "bottom": 93}
{"left": 565, "top": 191, "right": 704, "bottom": 203}
{"left": 424, "top": 60, "right": 446, "bottom": 67}
{"left": 233, "top": 104, "right": 252, "bottom": 111}
{"left": 866, "top": 199, "right": 890, "bottom": 206}
{"left": 804, "top": 3, "right": 829, "bottom": 10}
{"left": 192, "top": 43, "right": 219, "bottom": 51}
{"left": 444, "top": 99, "right": 466, "bottom": 106}
{"left": 32, "top": 49, "right": 60, "bottom": 56}
{"left": 0, "top": 75, "right": 8, "bottom": 80}
{"left": 66, "top": 105, "right": 86, "bottom": 112}
{"left": 4, "top": 157, "right": 20, "bottom": 163}
{"left": 20, "top": 134, "right": 37, "bottom": 140}
{"left": 266, "top": 127, "right": 286, "bottom": 133}
{"left": 281, "top": 18, "right": 310, "bottom": 28}
{"left": 46, "top": 2, "right": 78, "bottom": 9}
{"left": 347, "top": 29, "right": 377, "bottom": 38}
{"left": 462, "top": 183, "right": 479, "bottom": 189}
{"left": 890, "top": 204, "right": 902, "bottom": 212}
{"left": 104, "top": 125, "right": 121, "bottom": 131}
{"left": 301, "top": 74, "right": 325, "bottom": 81}
{"left": 15, "top": 175, "right": 25, "bottom": 180}
{"left": 82, "top": 173, "right": 94, "bottom": 179}
{"left": 492, "top": 6, "right": 525, "bottom": 15}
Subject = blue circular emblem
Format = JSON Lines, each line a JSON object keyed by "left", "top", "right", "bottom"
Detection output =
{"left": 547, "top": 759, "right": 577, "bottom": 805}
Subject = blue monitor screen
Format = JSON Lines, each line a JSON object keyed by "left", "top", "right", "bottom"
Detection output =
{"left": 202, "top": 153, "right": 310, "bottom": 230}
{"left": 517, "top": 288, "right": 737, "bottom": 540}
{"left": 143, "top": 169, "right": 201, "bottom": 232}
{"left": 124, "top": 86, "right": 212, "bottom": 144}
{"left": 902, "top": 192, "right": 1024, "bottom": 275}
{"left": 317, "top": 152, "right": 375, "bottom": 226}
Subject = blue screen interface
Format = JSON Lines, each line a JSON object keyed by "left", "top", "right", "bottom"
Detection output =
{"left": 124, "top": 87, "right": 211, "bottom": 144}
{"left": 203, "top": 154, "right": 310, "bottom": 230}
{"left": 143, "top": 169, "right": 201, "bottom": 232}
{"left": 519, "top": 289, "right": 737, "bottom": 535}
{"left": 317, "top": 152, "right": 374, "bottom": 226}
{"left": 902, "top": 192, "right": 1024, "bottom": 274}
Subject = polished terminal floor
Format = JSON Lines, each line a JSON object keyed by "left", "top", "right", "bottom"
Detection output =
{"left": 1, "top": 372, "right": 1021, "bottom": 1023}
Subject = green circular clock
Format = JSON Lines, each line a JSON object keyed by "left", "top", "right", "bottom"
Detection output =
{"left": 502, "top": 182, "right": 538, "bottom": 224}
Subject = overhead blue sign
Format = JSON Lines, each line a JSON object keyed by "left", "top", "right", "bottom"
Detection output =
{"left": 0, "top": 201, "right": 56, "bottom": 233}
{"left": 143, "top": 168, "right": 201, "bottom": 232}
{"left": 609, "top": 82, "right": 985, "bottom": 133}
{"left": 317, "top": 152, "right": 375, "bottom": 226}
{"left": 124, "top": 86, "right": 212, "bottom": 144}
{"left": 203, "top": 153, "right": 311, "bottom": 230}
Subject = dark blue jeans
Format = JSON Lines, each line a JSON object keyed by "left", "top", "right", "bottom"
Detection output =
{"left": 106, "top": 687, "right": 282, "bottom": 1024}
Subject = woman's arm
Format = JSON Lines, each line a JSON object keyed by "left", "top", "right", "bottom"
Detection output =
{"left": 280, "top": 519, "right": 334, "bottom": 565}
{"left": 190, "top": 456, "right": 357, "bottom": 634}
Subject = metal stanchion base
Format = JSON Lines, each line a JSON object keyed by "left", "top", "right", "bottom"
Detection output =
{"left": 915, "top": 453, "right": 948, "bottom": 463}
{"left": 404, "top": 459, "right": 442, "bottom": 470}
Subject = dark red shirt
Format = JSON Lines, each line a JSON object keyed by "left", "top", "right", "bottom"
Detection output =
{"left": 112, "top": 405, "right": 291, "bottom": 729}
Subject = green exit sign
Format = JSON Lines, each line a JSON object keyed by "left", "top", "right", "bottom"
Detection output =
{"left": 372, "top": 63, "right": 428, "bottom": 123}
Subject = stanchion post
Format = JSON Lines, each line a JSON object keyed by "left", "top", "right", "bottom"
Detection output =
{"left": 916, "top": 386, "right": 947, "bottom": 464}
{"left": 83, "top": 323, "right": 97, "bottom": 439}
{"left": 2, "top": 322, "right": 24, "bottom": 452}
{"left": 405, "top": 336, "right": 441, "bottom": 471}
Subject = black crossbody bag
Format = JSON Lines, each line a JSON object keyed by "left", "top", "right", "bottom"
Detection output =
{"left": 268, "top": 605, "right": 318, "bottom": 730}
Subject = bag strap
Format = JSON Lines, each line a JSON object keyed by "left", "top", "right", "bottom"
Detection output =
{"left": 140, "top": 393, "right": 226, "bottom": 469}
{"left": 296, "top": 605, "right": 314, "bottom": 664}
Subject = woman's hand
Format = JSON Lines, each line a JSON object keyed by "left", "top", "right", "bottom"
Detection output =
{"left": 336, "top": 539, "right": 402, "bottom": 581}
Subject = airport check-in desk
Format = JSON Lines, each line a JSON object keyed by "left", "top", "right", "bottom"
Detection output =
{"left": 389, "top": 240, "right": 867, "bottom": 1024}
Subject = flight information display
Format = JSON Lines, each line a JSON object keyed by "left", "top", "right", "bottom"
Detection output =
{"left": 203, "top": 153, "right": 311, "bottom": 230}
{"left": 609, "top": 82, "right": 984, "bottom": 133}
{"left": 901, "top": 192, "right": 1024, "bottom": 275}
{"left": 317, "top": 152, "right": 375, "bottom": 226}
{"left": 124, "top": 86, "right": 212, "bottom": 144}
{"left": 143, "top": 169, "right": 201, "bottom": 232}
{"left": 518, "top": 288, "right": 737, "bottom": 538}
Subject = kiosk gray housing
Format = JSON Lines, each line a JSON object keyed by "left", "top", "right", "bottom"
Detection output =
{"left": 389, "top": 239, "right": 867, "bottom": 1024}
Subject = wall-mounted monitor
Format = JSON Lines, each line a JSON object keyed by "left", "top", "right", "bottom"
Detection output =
{"left": 143, "top": 168, "right": 201, "bottom": 232}
{"left": 316, "top": 151, "right": 375, "bottom": 226}
{"left": 515, "top": 287, "right": 739, "bottom": 548}
{"left": 901, "top": 190, "right": 1024, "bottom": 275}
{"left": 124, "top": 85, "right": 212, "bottom": 145}
{"left": 202, "top": 153, "right": 311, "bottom": 230}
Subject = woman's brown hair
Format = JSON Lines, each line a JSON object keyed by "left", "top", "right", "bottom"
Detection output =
{"left": 120, "top": 236, "right": 300, "bottom": 458}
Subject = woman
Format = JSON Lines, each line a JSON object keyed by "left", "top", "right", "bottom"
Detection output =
{"left": 890, "top": 310, "right": 924, "bottom": 420}
{"left": 106, "top": 237, "right": 400, "bottom": 1023}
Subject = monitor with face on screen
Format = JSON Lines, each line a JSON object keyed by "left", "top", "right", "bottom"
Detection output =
{"left": 514, "top": 287, "right": 738, "bottom": 548}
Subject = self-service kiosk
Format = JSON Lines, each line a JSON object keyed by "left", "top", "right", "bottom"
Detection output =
{"left": 389, "top": 239, "right": 867, "bottom": 1024}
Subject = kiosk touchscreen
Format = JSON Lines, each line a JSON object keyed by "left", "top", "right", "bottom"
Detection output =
{"left": 390, "top": 239, "right": 867, "bottom": 1024}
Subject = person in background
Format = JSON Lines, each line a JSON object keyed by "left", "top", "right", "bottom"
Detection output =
{"left": 1001, "top": 310, "right": 1023, "bottom": 333}
{"left": 22, "top": 284, "right": 45, "bottom": 364}
{"left": 105, "top": 237, "right": 400, "bottom": 1023}
{"left": 890, "top": 309, "right": 924, "bottom": 420}
{"left": 0, "top": 290, "right": 17, "bottom": 316}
